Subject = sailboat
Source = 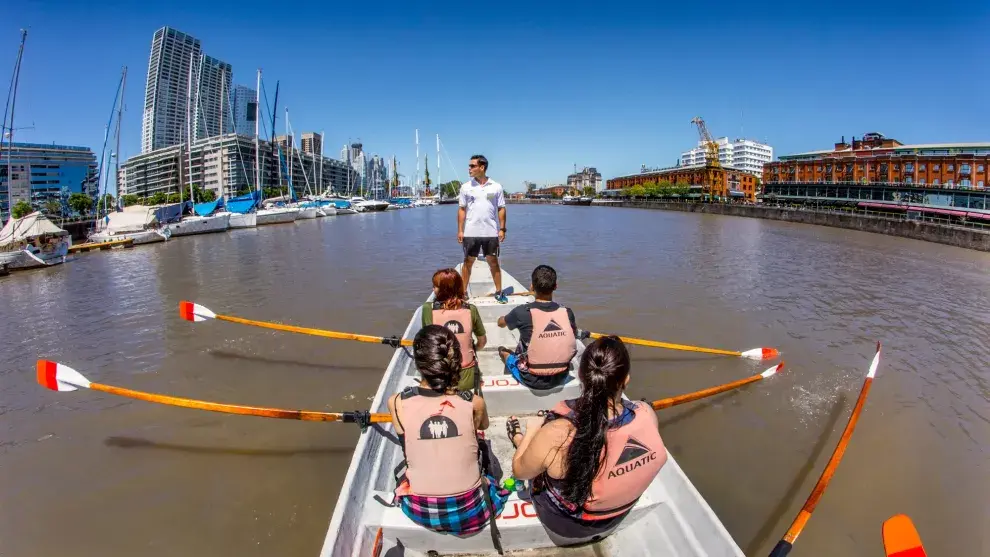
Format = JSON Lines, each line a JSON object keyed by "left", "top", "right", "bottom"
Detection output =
{"left": 214, "top": 77, "right": 256, "bottom": 229}
{"left": 251, "top": 77, "right": 298, "bottom": 226}
{"left": 165, "top": 60, "right": 229, "bottom": 236}
{"left": 0, "top": 31, "right": 71, "bottom": 269}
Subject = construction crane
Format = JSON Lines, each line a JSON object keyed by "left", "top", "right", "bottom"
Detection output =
{"left": 691, "top": 117, "right": 723, "bottom": 201}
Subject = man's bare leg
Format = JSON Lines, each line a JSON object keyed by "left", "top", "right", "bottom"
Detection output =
{"left": 461, "top": 257, "right": 476, "bottom": 297}
{"left": 486, "top": 255, "right": 502, "bottom": 295}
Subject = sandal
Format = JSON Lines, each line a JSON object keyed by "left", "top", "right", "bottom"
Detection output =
{"left": 506, "top": 416, "right": 523, "bottom": 448}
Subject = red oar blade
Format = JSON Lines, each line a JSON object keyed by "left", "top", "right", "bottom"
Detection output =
{"left": 179, "top": 301, "right": 216, "bottom": 322}
{"left": 883, "top": 514, "right": 927, "bottom": 556}
{"left": 36, "top": 360, "right": 92, "bottom": 392}
{"left": 740, "top": 347, "right": 780, "bottom": 360}
{"left": 761, "top": 361, "right": 785, "bottom": 377}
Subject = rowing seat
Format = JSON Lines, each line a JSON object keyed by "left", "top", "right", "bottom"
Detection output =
{"left": 364, "top": 488, "right": 665, "bottom": 555}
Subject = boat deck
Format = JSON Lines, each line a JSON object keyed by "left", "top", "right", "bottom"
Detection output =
{"left": 320, "top": 266, "right": 743, "bottom": 557}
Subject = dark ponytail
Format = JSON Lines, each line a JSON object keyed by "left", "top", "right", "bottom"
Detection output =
{"left": 413, "top": 324, "right": 463, "bottom": 393}
{"left": 559, "top": 335, "right": 631, "bottom": 508}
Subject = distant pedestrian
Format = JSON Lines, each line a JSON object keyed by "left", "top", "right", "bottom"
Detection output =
{"left": 457, "top": 155, "right": 508, "bottom": 303}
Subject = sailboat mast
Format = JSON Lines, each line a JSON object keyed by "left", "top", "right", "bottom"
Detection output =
{"left": 112, "top": 66, "right": 126, "bottom": 214}
{"left": 218, "top": 76, "right": 225, "bottom": 200}
{"left": 254, "top": 69, "right": 261, "bottom": 195}
{"left": 185, "top": 58, "right": 194, "bottom": 205}
{"left": 284, "top": 108, "right": 291, "bottom": 200}
{"left": 415, "top": 128, "right": 419, "bottom": 197}
{"left": 436, "top": 134, "right": 441, "bottom": 200}
{"left": 4, "top": 29, "right": 27, "bottom": 224}
{"left": 319, "top": 129, "right": 324, "bottom": 195}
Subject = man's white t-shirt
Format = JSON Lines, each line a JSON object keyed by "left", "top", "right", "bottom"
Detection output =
{"left": 459, "top": 178, "right": 505, "bottom": 238}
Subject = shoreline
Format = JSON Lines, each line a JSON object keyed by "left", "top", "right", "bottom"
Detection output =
{"left": 508, "top": 199, "right": 990, "bottom": 252}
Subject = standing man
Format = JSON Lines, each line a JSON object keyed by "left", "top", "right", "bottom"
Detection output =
{"left": 458, "top": 155, "right": 508, "bottom": 303}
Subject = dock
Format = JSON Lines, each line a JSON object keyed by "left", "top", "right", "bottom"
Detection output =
{"left": 67, "top": 238, "right": 135, "bottom": 253}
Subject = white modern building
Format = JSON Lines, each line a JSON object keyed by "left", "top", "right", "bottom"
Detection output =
{"left": 681, "top": 137, "right": 773, "bottom": 177}
{"left": 193, "top": 54, "right": 233, "bottom": 141}
{"left": 341, "top": 142, "right": 367, "bottom": 191}
{"left": 120, "top": 134, "right": 359, "bottom": 200}
{"left": 141, "top": 27, "right": 202, "bottom": 153}
{"left": 231, "top": 85, "right": 257, "bottom": 137}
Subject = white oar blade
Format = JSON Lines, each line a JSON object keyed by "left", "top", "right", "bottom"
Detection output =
{"left": 867, "top": 342, "right": 882, "bottom": 378}
{"left": 36, "top": 360, "right": 92, "bottom": 392}
{"left": 740, "top": 347, "right": 780, "bottom": 360}
{"left": 179, "top": 301, "right": 216, "bottom": 322}
{"left": 761, "top": 361, "right": 786, "bottom": 378}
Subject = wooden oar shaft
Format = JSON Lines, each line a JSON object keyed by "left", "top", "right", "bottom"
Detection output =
{"left": 215, "top": 314, "right": 413, "bottom": 347}
{"left": 589, "top": 332, "right": 742, "bottom": 357}
{"left": 780, "top": 375, "right": 873, "bottom": 545}
{"left": 652, "top": 374, "right": 762, "bottom": 410}
{"left": 89, "top": 383, "right": 391, "bottom": 423}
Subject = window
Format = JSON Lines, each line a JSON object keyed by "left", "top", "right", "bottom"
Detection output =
{"left": 905, "top": 177, "right": 913, "bottom": 184}
{"left": 920, "top": 164, "right": 926, "bottom": 171}
{"left": 933, "top": 179, "right": 939, "bottom": 185}
{"left": 933, "top": 164, "right": 940, "bottom": 171}
{"left": 979, "top": 165, "right": 985, "bottom": 172}
{"left": 947, "top": 179, "right": 954, "bottom": 186}
{"left": 979, "top": 181, "right": 985, "bottom": 188}
{"left": 919, "top": 178, "right": 925, "bottom": 185}
{"left": 961, "top": 164, "right": 971, "bottom": 174}
{"left": 948, "top": 164, "right": 954, "bottom": 171}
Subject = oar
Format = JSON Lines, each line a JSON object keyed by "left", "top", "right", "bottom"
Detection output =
{"left": 179, "top": 301, "right": 412, "bottom": 347}
{"left": 768, "top": 342, "right": 882, "bottom": 557}
{"left": 587, "top": 331, "right": 779, "bottom": 360}
{"left": 883, "top": 514, "right": 928, "bottom": 557}
{"left": 35, "top": 360, "right": 390, "bottom": 424}
{"left": 652, "top": 361, "right": 785, "bottom": 409}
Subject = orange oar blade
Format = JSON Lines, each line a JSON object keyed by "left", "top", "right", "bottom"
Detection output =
{"left": 883, "top": 514, "right": 927, "bottom": 557}
{"left": 36, "top": 360, "right": 92, "bottom": 391}
{"left": 179, "top": 301, "right": 216, "bottom": 322}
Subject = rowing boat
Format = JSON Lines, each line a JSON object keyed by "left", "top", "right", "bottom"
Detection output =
{"left": 320, "top": 265, "right": 743, "bottom": 556}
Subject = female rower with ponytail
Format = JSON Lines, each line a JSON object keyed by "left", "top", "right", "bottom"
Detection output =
{"left": 387, "top": 325, "right": 508, "bottom": 536}
{"left": 507, "top": 335, "right": 668, "bottom": 546}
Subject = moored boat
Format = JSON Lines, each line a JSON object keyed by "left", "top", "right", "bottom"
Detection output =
{"left": 89, "top": 205, "right": 172, "bottom": 245}
{"left": 350, "top": 196, "right": 389, "bottom": 212}
{"left": 0, "top": 211, "right": 72, "bottom": 270}
{"left": 256, "top": 206, "right": 300, "bottom": 225}
{"left": 562, "top": 195, "right": 594, "bottom": 206}
{"left": 320, "top": 265, "right": 744, "bottom": 556}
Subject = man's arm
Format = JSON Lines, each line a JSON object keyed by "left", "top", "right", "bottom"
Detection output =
{"left": 457, "top": 206, "right": 466, "bottom": 243}
{"left": 497, "top": 207, "right": 506, "bottom": 242}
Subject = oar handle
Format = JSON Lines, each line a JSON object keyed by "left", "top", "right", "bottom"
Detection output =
{"left": 768, "top": 540, "right": 792, "bottom": 557}
{"left": 651, "top": 371, "right": 768, "bottom": 410}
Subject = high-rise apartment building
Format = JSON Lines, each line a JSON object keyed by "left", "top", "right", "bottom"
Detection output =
{"left": 301, "top": 132, "right": 322, "bottom": 155}
{"left": 231, "top": 85, "right": 257, "bottom": 137}
{"left": 193, "top": 54, "right": 233, "bottom": 140}
{"left": 681, "top": 137, "right": 773, "bottom": 177}
{"left": 141, "top": 27, "right": 202, "bottom": 153}
{"left": 0, "top": 142, "right": 98, "bottom": 220}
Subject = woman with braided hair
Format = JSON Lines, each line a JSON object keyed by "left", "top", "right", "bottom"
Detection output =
{"left": 387, "top": 324, "right": 508, "bottom": 536}
{"left": 507, "top": 336, "right": 668, "bottom": 546}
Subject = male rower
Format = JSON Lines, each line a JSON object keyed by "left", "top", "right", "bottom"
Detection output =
{"left": 497, "top": 265, "right": 578, "bottom": 390}
{"left": 457, "top": 155, "right": 508, "bottom": 303}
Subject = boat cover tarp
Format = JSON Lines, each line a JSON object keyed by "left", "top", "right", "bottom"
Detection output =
{"left": 0, "top": 212, "right": 67, "bottom": 247}
{"left": 101, "top": 205, "right": 159, "bottom": 234}
{"left": 153, "top": 203, "right": 184, "bottom": 224}
{"left": 226, "top": 191, "right": 261, "bottom": 214}
{"left": 193, "top": 199, "right": 223, "bottom": 216}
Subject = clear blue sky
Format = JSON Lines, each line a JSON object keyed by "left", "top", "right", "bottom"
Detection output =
{"left": 5, "top": 1, "right": 989, "bottom": 192}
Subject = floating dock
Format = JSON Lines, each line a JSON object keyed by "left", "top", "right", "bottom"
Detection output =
{"left": 67, "top": 238, "right": 135, "bottom": 253}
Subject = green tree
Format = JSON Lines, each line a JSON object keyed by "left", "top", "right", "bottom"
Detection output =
{"left": 673, "top": 180, "right": 691, "bottom": 197}
{"left": 166, "top": 193, "right": 182, "bottom": 204}
{"left": 67, "top": 193, "right": 94, "bottom": 216}
{"left": 44, "top": 199, "right": 62, "bottom": 216}
{"left": 641, "top": 181, "right": 659, "bottom": 198}
{"left": 11, "top": 200, "right": 34, "bottom": 219}
{"left": 581, "top": 186, "right": 596, "bottom": 197}
{"left": 147, "top": 192, "right": 168, "bottom": 205}
{"left": 657, "top": 179, "right": 673, "bottom": 197}
{"left": 121, "top": 194, "right": 140, "bottom": 207}
{"left": 194, "top": 186, "right": 217, "bottom": 202}
{"left": 98, "top": 193, "right": 115, "bottom": 211}
{"left": 628, "top": 185, "right": 647, "bottom": 198}
{"left": 439, "top": 180, "right": 460, "bottom": 199}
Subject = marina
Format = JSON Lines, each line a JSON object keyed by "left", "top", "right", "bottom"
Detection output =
{"left": 2, "top": 205, "right": 987, "bottom": 556}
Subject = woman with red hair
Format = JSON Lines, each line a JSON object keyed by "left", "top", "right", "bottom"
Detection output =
{"left": 421, "top": 268, "right": 487, "bottom": 392}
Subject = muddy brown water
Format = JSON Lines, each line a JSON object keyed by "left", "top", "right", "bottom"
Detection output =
{"left": 1, "top": 205, "right": 987, "bottom": 556}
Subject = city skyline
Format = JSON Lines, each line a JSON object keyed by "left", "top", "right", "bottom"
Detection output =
{"left": 4, "top": 2, "right": 989, "bottom": 192}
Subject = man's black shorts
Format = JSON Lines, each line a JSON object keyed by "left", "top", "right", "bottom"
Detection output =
{"left": 462, "top": 236, "right": 500, "bottom": 258}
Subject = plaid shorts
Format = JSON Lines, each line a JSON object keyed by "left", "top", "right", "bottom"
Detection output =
{"left": 398, "top": 476, "right": 509, "bottom": 535}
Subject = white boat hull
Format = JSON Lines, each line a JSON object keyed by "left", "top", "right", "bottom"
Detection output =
{"left": 296, "top": 207, "right": 319, "bottom": 219}
{"left": 227, "top": 212, "right": 257, "bottom": 228}
{"left": 89, "top": 228, "right": 170, "bottom": 245}
{"left": 358, "top": 201, "right": 389, "bottom": 212}
{"left": 335, "top": 208, "right": 358, "bottom": 215}
{"left": 320, "top": 266, "right": 744, "bottom": 556}
{"left": 0, "top": 237, "right": 70, "bottom": 270}
{"left": 317, "top": 206, "right": 337, "bottom": 217}
{"left": 256, "top": 207, "right": 299, "bottom": 225}
{"left": 165, "top": 213, "right": 230, "bottom": 236}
